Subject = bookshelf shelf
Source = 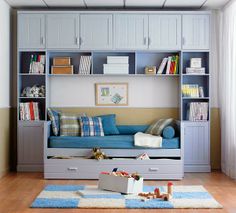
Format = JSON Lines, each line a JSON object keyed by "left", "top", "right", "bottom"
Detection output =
{"left": 182, "top": 97, "right": 209, "bottom": 100}
{"left": 47, "top": 74, "right": 180, "bottom": 77}
{"left": 19, "top": 73, "right": 46, "bottom": 76}
{"left": 19, "top": 97, "right": 46, "bottom": 99}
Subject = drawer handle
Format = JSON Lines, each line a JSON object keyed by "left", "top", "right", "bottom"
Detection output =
{"left": 149, "top": 168, "right": 159, "bottom": 172}
{"left": 67, "top": 167, "right": 78, "bottom": 171}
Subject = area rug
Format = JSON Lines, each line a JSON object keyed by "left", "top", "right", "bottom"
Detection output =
{"left": 31, "top": 185, "right": 222, "bottom": 209}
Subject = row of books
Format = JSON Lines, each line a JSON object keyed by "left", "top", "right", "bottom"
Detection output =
{"left": 78, "top": 56, "right": 92, "bottom": 75}
{"left": 29, "top": 54, "right": 45, "bottom": 74}
{"left": 187, "top": 102, "right": 208, "bottom": 121}
{"left": 19, "top": 102, "right": 40, "bottom": 121}
{"left": 182, "top": 84, "right": 204, "bottom": 98}
{"left": 157, "top": 55, "right": 179, "bottom": 74}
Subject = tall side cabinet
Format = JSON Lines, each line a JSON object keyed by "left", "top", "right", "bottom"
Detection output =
{"left": 17, "top": 11, "right": 211, "bottom": 173}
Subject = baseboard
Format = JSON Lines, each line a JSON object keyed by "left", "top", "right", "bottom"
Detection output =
{"left": 17, "top": 164, "right": 43, "bottom": 172}
{"left": 0, "top": 168, "right": 10, "bottom": 178}
{"left": 184, "top": 165, "right": 211, "bottom": 172}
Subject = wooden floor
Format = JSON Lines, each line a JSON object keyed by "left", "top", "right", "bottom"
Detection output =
{"left": 0, "top": 171, "right": 236, "bottom": 213}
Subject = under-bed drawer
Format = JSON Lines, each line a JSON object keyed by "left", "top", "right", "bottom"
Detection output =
{"left": 44, "top": 159, "right": 183, "bottom": 179}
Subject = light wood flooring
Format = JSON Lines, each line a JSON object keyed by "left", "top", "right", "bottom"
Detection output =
{"left": 0, "top": 171, "right": 236, "bottom": 213}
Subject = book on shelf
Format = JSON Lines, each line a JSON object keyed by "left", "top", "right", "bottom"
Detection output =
{"left": 79, "top": 56, "right": 92, "bottom": 75}
{"left": 157, "top": 55, "right": 178, "bottom": 75}
{"left": 19, "top": 102, "right": 40, "bottom": 121}
{"left": 187, "top": 102, "right": 208, "bottom": 121}
{"left": 182, "top": 84, "right": 201, "bottom": 98}
{"left": 29, "top": 54, "right": 45, "bottom": 74}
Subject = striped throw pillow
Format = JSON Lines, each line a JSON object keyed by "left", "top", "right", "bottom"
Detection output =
{"left": 80, "top": 116, "right": 104, "bottom": 137}
{"left": 48, "top": 108, "right": 60, "bottom": 136}
{"left": 60, "top": 113, "right": 85, "bottom": 136}
{"left": 145, "top": 118, "right": 174, "bottom": 136}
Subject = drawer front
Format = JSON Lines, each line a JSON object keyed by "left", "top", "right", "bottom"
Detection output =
{"left": 45, "top": 160, "right": 183, "bottom": 176}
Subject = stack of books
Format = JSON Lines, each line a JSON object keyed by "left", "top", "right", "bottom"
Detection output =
{"left": 79, "top": 56, "right": 92, "bottom": 75}
{"left": 186, "top": 58, "right": 206, "bottom": 74}
{"left": 182, "top": 84, "right": 199, "bottom": 97}
{"left": 188, "top": 102, "right": 208, "bottom": 121}
{"left": 157, "top": 55, "right": 179, "bottom": 75}
{"left": 19, "top": 102, "right": 40, "bottom": 121}
{"left": 103, "top": 56, "right": 129, "bottom": 74}
{"left": 29, "top": 54, "right": 45, "bottom": 74}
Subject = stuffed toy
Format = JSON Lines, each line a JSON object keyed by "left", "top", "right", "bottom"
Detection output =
{"left": 90, "top": 148, "right": 108, "bottom": 160}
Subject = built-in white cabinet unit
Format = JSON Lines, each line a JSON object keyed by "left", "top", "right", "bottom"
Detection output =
{"left": 80, "top": 14, "right": 113, "bottom": 50}
{"left": 18, "top": 14, "right": 45, "bottom": 49}
{"left": 17, "top": 121, "right": 46, "bottom": 171}
{"left": 182, "top": 15, "right": 210, "bottom": 50}
{"left": 149, "top": 15, "right": 181, "bottom": 50}
{"left": 114, "top": 14, "right": 148, "bottom": 50}
{"left": 182, "top": 122, "right": 210, "bottom": 172}
{"left": 46, "top": 14, "right": 79, "bottom": 49}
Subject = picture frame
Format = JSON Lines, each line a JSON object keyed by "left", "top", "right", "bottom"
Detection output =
{"left": 95, "top": 83, "right": 128, "bottom": 106}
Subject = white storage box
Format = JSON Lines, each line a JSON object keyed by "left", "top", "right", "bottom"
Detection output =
{"left": 103, "top": 64, "right": 129, "bottom": 74}
{"left": 98, "top": 173, "right": 143, "bottom": 194}
{"left": 107, "top": 56, "right": 129, "bottom": 64}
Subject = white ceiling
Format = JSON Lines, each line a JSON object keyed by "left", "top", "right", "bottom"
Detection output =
{"left": 4, "top": 0, "right": 230, "bottom": 9}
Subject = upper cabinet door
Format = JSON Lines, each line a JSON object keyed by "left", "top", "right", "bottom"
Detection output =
{"left": 80, "top": 14, "right": 112, "bottom": 50}
{"left": 46, "top": 14, "right": 79, "bottom": 49}
{"left": 182, "top": 15, "right": 210, "bottom": 50}
{"left": 114, "top": 15, "right": 148, "bottom": 50}
{"left": 18, "top": 14, "right": 45, "bottom": 49}
{"left": 149, "top": 15, "right": 181, "bottom": 50}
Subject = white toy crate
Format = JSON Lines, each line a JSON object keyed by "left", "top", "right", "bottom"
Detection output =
{"left": 98, "top": 173, "right": 143, "bottom": 194}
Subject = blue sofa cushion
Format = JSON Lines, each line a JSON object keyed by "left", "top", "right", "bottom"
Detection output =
{"left": 96, "top": 114, "right": 119, "bottom": 135}
{"left": 117, "top": 125, "right": 148, "bottom": 135}
{"left": 49, "top": 135, "right": 180, "bottom": 149}
{"left": 162, "top": 126, "right": 175, "bottom": 139}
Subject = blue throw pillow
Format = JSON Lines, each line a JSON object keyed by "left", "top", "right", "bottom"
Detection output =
{"left": 96, "top": 114, "right": 119, "bottom": 135}
{"left": 80, "top": 116, "right": 104, "bottom": 137}
{"left": 162, "top": 126, "right": 175, "bottom": 139}
{"left": 48, "top": 108, "right": 60, "bottom": 136}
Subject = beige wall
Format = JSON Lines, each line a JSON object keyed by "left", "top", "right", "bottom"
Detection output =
{"left": 0, "top": 108, "right": 10, "bottom": 178}
{"left": 57, "top": 107, "right": 221, "bottom": 170}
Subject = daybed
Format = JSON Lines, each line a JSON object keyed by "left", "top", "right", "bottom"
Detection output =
{"left": 44, "top": 123, "right": 184, "bottom": 180}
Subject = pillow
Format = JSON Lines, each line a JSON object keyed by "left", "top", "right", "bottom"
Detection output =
{"left": 47, "top": 108, "right": 60, "bottom": 136}
{"left": 145, "top": 118, "right": 174, "bottom": 136}
{"left": 80, "top": 116, "right": 104, "bottom": 137}
{"left": 162, "top": 126, "right": 175, "bottom": 139}
{"left": 96, "top": 114, "right": 119, "bottom": 135}
{"left": 60, "top": 113, "right": 82, "bottom": 136}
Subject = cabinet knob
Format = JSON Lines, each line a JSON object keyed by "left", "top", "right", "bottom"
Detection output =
{"left": 149, "top": 168, "right": 159, "bottom": 172}
{"left": 148, "top": 37, "right": 151, "bottom": 46}
{"left": 67, "top": 167, "right": 78, "bottom": 171}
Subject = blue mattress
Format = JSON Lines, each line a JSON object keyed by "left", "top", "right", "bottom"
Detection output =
{"left": 49, "top": 135, "right": 180, "bottom": 149}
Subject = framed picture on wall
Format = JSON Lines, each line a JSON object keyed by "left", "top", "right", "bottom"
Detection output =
{"left": 95, "top": 83, "right": 128, "bottom": 106}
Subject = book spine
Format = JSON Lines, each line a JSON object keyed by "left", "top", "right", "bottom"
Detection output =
{"left": 29, "top": 102, "right": 35, "bottom": 120}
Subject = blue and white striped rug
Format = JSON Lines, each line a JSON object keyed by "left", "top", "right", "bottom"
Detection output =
{"left": 31, "top": 185, "right": 222, "bottom": 209}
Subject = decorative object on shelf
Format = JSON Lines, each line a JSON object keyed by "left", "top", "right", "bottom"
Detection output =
{"left": 103, "top": 56, "right": 129, "bottom": 74}
{"left": 187, "top": 102, "right": 208, "bottom": 121}
{"left": 199, "top": 86, "right": 205, "bottom": 97}
{"left": 29, "top": 54, "right": 45, "bottom": 74}
{"left": 53, "top": 57, "right": 71, "bottom": 66}
{"left": 98, "top": 169, "right": 143, "bottom": 194}
{"left": 19, "top": 101, "right": 40, "bottom": 121}
{"left": 145, "top": 66, "right": 156, "bottom": 75}
{"left": 90, "top": 147, "right": 108, "bottom": 160}
{"left": 138, "top": 182, "right": 173, "bottom": 202}
{"left": 79, "top": 56, "right": 92, "bottom": 75}
{"left": 51, "top": 56, "right": 73, "bottom": 74}
{"left": 190, "top": 58, "right": 202, "bottom": 68}
{"left": 182, "top": 84, "right": 199, "bottom": 98}
{"left": 21, "top": 85, "right": 45, "bottom": 97}
{"left": 186, "top": 57, "right": 206, "bottom": 74}
{"left": 95, "top": 83, "right": 128, "bottom": 106}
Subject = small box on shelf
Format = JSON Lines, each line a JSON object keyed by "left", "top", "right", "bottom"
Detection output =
{"left": 53, "top": 57, "right": 71, "bottom": 66}
{"left": 51, "top": 66, "right": 74, "bottom": 74}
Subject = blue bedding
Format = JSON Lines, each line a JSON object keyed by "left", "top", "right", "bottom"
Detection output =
{"left": 49, "top": 135, "right": 180, "bottom": 149}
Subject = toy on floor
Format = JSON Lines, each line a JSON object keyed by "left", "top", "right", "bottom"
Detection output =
{"left": 138, "top": 182, "right": 173, "bottom": 201}
{"left": 90, "top": 148, "right": 108, "bottom": 160}
{"left": 101, "top": 168, "right": 142, "bottom": 180}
